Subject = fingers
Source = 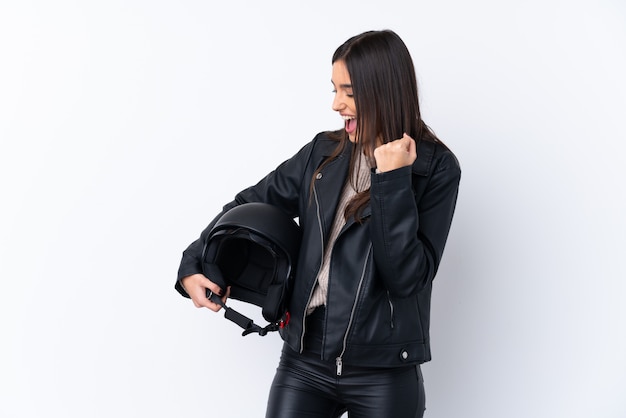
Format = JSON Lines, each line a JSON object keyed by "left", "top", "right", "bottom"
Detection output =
{"left": 404, "top": 133, "right": 417, "bottom": 160}
{"left": 400, "top": 132, "right": 412, "bottom": 146}
{"left": 398, "top": 133, "right": 416, "bottom": 153}
{"left": 181, "top": 273, "right": 227, "bottom": 312}
{"left": 203, "top": 278, "right": 224, "bottom": 299}
{"left": 220, "top": 286, "right": 231, "bottom": 306}
{"left": 204, "top": 286, "right": 231, "bottom": 312}
{"left": 374, "top": 133, "right": 417, "bottom": 172}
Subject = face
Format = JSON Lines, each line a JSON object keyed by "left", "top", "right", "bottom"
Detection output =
{"left": 331, "top": 60, "right": 357, "bottom": 142}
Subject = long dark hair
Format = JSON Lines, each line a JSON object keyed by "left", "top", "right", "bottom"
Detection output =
{"left": 313, "top": 30, "right": 440, "bottom": 221}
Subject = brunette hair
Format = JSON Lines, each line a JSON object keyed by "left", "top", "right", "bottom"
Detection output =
{"left": 313, "top": 30, "right": 440, "bottom": 221}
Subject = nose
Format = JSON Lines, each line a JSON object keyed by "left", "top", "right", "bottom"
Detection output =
{"left": 332, "top": 92, "right": 344, "bottom": 112}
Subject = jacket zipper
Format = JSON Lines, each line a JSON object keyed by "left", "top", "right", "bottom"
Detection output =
{"left": 335, "top": 243, "right": 372, "bottom": 376}
{"left": 300, "top": 184, "right": 326, "bottom": 353}
{"left": 387, "top": 290, "right": 395, "bottom": 329}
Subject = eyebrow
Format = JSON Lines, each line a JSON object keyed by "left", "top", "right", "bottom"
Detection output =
{"left": 331, "top": 80, "right": 353, "bottom": 89}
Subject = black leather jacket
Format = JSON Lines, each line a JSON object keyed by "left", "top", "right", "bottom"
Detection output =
{"left": 176, "top": 131, "right": 461, "bottom": 371}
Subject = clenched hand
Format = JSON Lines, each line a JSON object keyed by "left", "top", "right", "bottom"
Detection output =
{"left": 181, "top": 273, "right": 230, "bottom": 312}
{"left": 374, "top": 133, "right": 417, "bottom": 172}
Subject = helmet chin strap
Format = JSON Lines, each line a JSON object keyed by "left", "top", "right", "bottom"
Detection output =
{"left": 206, "top": 289, "right": 282, "bottom": 336}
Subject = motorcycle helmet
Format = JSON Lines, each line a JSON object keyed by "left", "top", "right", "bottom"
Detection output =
{"left": 201, "top": 202, "right": 301, "bottom": 335}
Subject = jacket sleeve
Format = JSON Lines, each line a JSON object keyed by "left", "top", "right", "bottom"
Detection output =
{"left": 369, "top": 149, "right": 461, "bottom": 297}
{"left": 174, "top": 138, "right": 318, "bottom": 297}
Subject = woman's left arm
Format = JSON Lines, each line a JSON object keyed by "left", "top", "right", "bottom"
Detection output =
{"left": 370, "top": 140, "right": 461, "bottom": 297}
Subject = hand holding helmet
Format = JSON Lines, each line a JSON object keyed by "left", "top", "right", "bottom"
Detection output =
{"left": 181, "top": 273, "right": 230, "bottom": 312}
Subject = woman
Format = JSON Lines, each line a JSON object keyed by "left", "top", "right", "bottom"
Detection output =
{"left": 176, "top": 29, "right": 461, "bottom": 417}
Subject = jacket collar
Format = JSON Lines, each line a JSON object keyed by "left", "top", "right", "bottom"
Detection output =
{"left": 312, "top": 140, "right": 351, "bottom": 237}
{"left": 412, "top": 139, "right": 436, "bottom": 176}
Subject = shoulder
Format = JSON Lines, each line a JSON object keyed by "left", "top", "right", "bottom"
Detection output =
{"left": 311, "top": 130, "right": 342, "bottom": 156}
{"left": 276, "top": 130, "right": 342, "bottom": 176}
{"left": 289, "top": 130, "right": 344, "bottom": 166}
{"left": 283, "top": 131, "right": 338, "bottom": 161}
{"left": 413, "top": 139, "right": 461, "bottom": 179}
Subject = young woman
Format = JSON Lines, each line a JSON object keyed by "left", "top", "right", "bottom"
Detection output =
{"left": 176, "top": 29, "right": 461, "bottom": 418}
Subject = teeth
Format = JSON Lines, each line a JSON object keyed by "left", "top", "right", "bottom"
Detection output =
{"left": 342, "top": 115, "right": 355, "bottom": 120}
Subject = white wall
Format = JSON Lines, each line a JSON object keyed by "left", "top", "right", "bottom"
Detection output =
{"left": 1, "top": 1, "right": 625, "bottom": 417}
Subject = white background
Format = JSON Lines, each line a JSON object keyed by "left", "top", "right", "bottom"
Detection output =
{"left": 1, "top": 1, "right": 625, "bottom": 417}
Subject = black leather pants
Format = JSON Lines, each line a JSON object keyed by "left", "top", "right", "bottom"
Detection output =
{"left": 265, "top": 308, "right": 425, "bottom": 418}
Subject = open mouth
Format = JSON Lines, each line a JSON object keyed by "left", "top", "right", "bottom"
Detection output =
{"left": 343, "top": 115, "right": 356, "bottom": 134}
